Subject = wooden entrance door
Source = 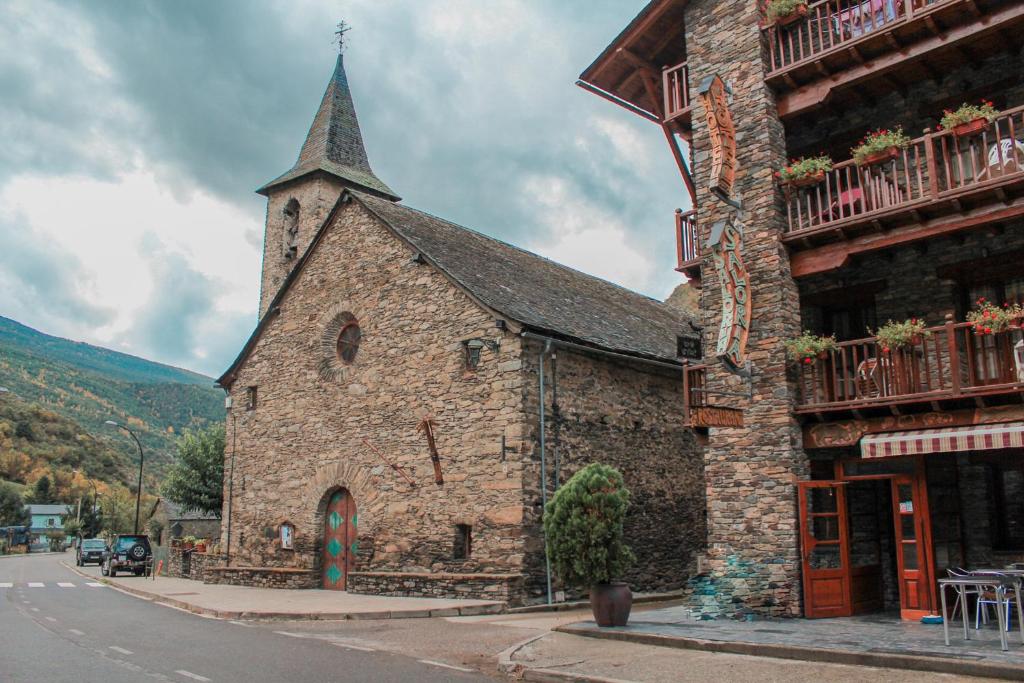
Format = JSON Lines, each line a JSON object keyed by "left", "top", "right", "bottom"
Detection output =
{"left": 322, "top": 488, "right": 357, "bottom": 591}
{"left": 891, "top": 475, "right": 932, "bottom": 618}
{"left": 799, "top": 482, "right": 852, "bottom": 618}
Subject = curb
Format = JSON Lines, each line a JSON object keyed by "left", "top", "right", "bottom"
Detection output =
{"left": 60, "top": 561, "right": 505, "bottom": 622}
{"left": 507, "top": 592, "right": 684, "bottom": 615}
{"left": 497, "top": 633, "right": 637, "bottom": 683}
{"left": 556, "top": 623, "right": 1024, "bottom": 682}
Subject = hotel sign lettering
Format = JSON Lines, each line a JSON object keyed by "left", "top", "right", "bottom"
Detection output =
{"left": 690, "top": 406, "right": 745, "bottom": 429}
{"left": 697, "top": 75, "right": 737, "bottom": 203}
{"left": 709, "top": 217, "right": 752, "bottom": 371}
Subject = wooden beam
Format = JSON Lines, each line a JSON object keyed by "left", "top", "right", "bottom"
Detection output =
{"left": 663, "top": 124, "right": 697, "bottom": 206}
{"left": 790, "top": 199, "right": 1024, "bottom": 277}
{"left": 777, "top": 5, "right": 1024, "bottom": 118}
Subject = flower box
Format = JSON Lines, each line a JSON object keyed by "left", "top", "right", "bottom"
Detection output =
{"left": 784, "top": 170, "right": 826, "bottom": 188}
{"left": 774, "top": 4, "right": 809, "bottom": 27}
{"left": 952, "top": 117, "right": 989, "bottom": 139}
{"left": 858, "top": 146, "right": 900, "bottom": 167}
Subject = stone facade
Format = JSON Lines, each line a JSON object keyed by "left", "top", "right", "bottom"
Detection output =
{"left": 205, "top": 566, "right": 318, "bottom": 589}
{"left": 347, "top": 571, "right": 523, "bottom": 602}
{"left": 684, "top": 0, "right": 808, "bottom": 618}
{"left": 165, "top": 547, "right": 220, "bottom": 582}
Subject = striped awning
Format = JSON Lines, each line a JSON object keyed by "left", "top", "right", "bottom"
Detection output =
{"left": 861, "top": 422, "right": 1024, "bottom": 459}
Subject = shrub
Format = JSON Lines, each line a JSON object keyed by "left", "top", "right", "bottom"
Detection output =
{"left": 767, "top": 0, "right": 808, "bottom": 21}
{"left": 939, "top": 100, "right": 999, "bottom": 131}
{"left": 543, "top": 463, "right": 634, "bottom": 588}
{"left": 852, "top": 127, "right": 912, "bottom": 165}
{"left": 776, "top": 155, "right": 833, "bottom": 183}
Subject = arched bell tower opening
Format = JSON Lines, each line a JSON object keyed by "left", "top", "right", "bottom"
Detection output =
{"left": 282, "top": 198, "right": 300, "bottom": 260}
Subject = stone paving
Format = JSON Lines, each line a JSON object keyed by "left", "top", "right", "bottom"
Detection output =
{"left": 562, "top": 605, "right": 1024, "bottom": 678}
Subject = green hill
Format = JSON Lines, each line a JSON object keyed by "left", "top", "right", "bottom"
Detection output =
{"left": 0, "top": 316, "right": 224, "bottom": 479}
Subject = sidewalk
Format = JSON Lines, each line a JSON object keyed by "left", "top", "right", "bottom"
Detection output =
{"left": 62, "top": 560, "right": 504, "bottom": 621}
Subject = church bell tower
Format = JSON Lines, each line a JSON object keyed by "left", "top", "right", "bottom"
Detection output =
{"left": 255, "top": 50, "right": 399, "bottom": 317}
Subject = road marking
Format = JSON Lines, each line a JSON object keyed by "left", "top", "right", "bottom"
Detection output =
{"left": 418, "top": 659, "right": 475, "bottom": 673}
{"left": 0, "top": 582, "right": 12, "bottom": 588}
{"left": 69, "top": 629, "right": 85, "bottom": 636}
{"left": 175, "top": 670, "right": 211, "bottom": 682}
{"left": 30, "top": 608, "right": 39, "bottom": 612}
{"left": 86, "top": 582, "right": 104, "bottom": 587}
{"left": 45, "top": 617, "right": 57, "bottom": 622}
{"left": 109, "top": 646, "right": 133, "bottom": 655}
{"left": 57, "top": 582, "right": 75, "bottom": 588}
{"left": 273, "top": 631, "right": 307, "bottom": 639}
{"left": 229, "top": 620, "right": 253, "bottom": 627}
{"left": 27, "top": 582, "right": 44, "bottom": 588}
{"left": 333, "top": 643, "right": 376, "bottom": 652}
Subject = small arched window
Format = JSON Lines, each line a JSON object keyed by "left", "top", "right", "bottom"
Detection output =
{"left": 336, "top": 313, "right": 362, "bottom": 365}
{"left": 283, "top": 198, "right": 300, "bottom": 259}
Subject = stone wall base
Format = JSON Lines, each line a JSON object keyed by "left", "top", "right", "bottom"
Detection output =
{"left": 204, "top": 566, "right": 318, "bottom": 589}
{"left": 165, "top": 547, "right": 221, "bottom": 582}
{"left": 347, "top": 571, "right": 524, "bottom": 604}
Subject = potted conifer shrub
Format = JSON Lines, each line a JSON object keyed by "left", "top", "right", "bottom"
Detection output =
{"left": 544, "top": 463, "right": 635, "bottom": 627}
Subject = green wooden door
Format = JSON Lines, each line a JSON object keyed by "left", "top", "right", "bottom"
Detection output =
{"left": 322, "top": 489, "right": 357, "bottom": 590}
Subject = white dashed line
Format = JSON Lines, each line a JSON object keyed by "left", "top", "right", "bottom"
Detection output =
{"left": 333, "top": 643, "right": 376, "bottom": 652}
{"left": 175, "top": 670, "right": 211, "bottom": 682}
{"left": 108, "top": 646, "right": 133, "bottom": 655}
{"left": 229, "top": 620, "right": 253, "bottom": 627}
{"left": 57, "top": 582, "right": 75, "bottom": 588}
{"left": 418, "top": 660, "right": 474, "bottom": 673}
{"left": 69, "top": 629, "right": 85, "bottom": 636}
{"left": 27, "top": 583, "right": 44, "bottom": 588}
{"left": 86, "top": 582, "right": 104, "bottom": 587}
{"left": 45, "top": 617, "right": 57, "bottom": 622}
{"left": 0, "top": 582, "right": 12, "bottom": 588}
{"left": 273, "top": 631, "right": 306, "bottom": 639}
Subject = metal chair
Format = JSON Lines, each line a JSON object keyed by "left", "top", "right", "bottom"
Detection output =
{"left": 947, "top": 567, "right": 983, "bottom": 622}
{"left": 972, "top": 571, "right": 1017, "bottom": 631}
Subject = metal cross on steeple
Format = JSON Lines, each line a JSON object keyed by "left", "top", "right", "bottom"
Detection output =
{"left": 335, "top": 20, "right": 351, "bottom": 54}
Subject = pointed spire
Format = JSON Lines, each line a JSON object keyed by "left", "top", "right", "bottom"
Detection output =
{"left": 258, "top": 54, "right": 399, "bottom": 200}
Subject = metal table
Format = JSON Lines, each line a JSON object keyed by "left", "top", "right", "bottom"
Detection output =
{"left": 939, "top": 575, "right": 1024, "bottom": 652}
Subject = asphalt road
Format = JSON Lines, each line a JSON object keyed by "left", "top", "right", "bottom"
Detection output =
{"left": 0, "top": 552, "right": 492, "bottom": 682}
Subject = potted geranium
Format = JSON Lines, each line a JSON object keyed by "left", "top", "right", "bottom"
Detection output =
{"left": 873, "top": 318, "right": 929, "bottom": 353}
{"left": 182, "top": 535, "right": 196, "bottom": 551}
{"left": 776, "top": 155, "right": 833, "bottom": 189}
{"left": 544, "top": 463, "right": 635, "bottom": 627}
{"left": 784, "top": 332, "right": 839, "bottom": 365}
{"left": 767, "top": 0, "right": 810, "bottom": 27}
{"left": 194, "top": 538, "right": 207, "bottom": 553}
{"left": 852, "top": 127, "right": 912, "bottom": 166}
{"left": 967, "top": 297, "right": 1023, "bottom": 335}
{"left": 939, "top": 100, "right": 999, "bottom": 139}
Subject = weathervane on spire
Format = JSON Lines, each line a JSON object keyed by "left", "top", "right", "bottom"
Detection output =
{"left": 335, "top": 20, "right": 351, "bottom": 54}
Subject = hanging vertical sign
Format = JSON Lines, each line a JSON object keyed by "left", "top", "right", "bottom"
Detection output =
{"left": 697, "top": 75, "right": 737, "bottom": 205}
{"left": 709, "top": 216, "right": 751, "bottom": 371}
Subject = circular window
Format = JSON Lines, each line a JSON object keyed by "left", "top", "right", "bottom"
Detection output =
{"left": 336, "top": 321, "right": 361, "bottom": 364}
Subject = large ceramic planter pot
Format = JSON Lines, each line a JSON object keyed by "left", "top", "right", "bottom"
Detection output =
{"left": 590, "top": 582, "right": 632, "bottom": 627}
{"left": 952, "top": 117, "right": 989, "bottom": 139}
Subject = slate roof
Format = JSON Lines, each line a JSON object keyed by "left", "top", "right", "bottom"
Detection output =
{"left": 257, "top": 55, "right": 399, "bottom": 200}
{"left": 157, "top": 500, "right": 220, "bottom": 521}
{"left": 28, "top": 504, "right": 72, "bottom": 516}
{"left": 354, "top": 193, "right": 698, "bottom": 362}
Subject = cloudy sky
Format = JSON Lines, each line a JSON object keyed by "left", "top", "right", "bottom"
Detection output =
{"left": 0, "top": 0, "right": 687, "bottom": 377}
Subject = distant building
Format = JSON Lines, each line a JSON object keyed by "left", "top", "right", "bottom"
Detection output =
{"left": 149, "top": 499, "right": 221, "bottom": 546}
{"left": 27, "top": 504, "right": 71, "bottom": 551}
{"left": 215, "top": 52, "right": 706, "bottom": 602}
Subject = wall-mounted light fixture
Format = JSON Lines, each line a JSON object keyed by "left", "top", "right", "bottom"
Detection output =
{"left": 464, "top": 338, "right": 500, "bottom": 370}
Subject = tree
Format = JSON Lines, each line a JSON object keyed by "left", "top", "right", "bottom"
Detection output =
{"left": 543, "top": 463, "right": 635, "bottom": 588}
{"left": 0, "top": 482, "right": 30, "bottom": 527}
{"left": 100, "top": 487, "right": 135, "bottom": 535}
{"left": 161, "top": 424, "right": 225, "bottom": 517}
{"left": 62, "top": 517, "right": 82, "bottom": 540}
{"left": 28, "top": 475, "right": 52, "bottom": 504}
{"left": 79, "top": 497, "right": 103, "bottom": 538}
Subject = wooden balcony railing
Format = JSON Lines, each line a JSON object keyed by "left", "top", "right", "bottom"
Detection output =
{"left": 796, "top": 319, "right": 1024, "bottom": 412}
{"left": 765, "top": 0, "right": 952, "bottom": 76}
{"left": 662, "top": 61, "right": 690, "bottom": 123}
{"left": 784, "top": 104, "right": 1024, "bottom": 237}
{"left": 675, "top": 209, "right": 699, "bottom": 277}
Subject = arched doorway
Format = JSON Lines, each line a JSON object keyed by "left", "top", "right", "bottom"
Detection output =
{"left": 322, "top": 488, "right": 357, "bottom": 590}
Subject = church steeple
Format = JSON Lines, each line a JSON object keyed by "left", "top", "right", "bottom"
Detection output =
{"left": 257, "top": 54, "right": 399, "bottom": 201}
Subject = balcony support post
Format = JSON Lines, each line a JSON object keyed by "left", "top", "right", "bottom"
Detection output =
{"left": 947, "top": 314, "right": 962, "bottom": 396}
{"left": 924, "top": 130, "right": 940, "bottom": 200}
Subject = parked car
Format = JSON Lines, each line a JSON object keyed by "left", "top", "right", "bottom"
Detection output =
{"left": 76, "top": 538, "right": 106, "bottom": 566}
{"left": 101, "top": 534, "right": 152, "bottom": 577}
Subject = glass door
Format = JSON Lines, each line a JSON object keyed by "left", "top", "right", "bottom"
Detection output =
{"left": 798, "top": 482, "right": 852, "bottom": 618}
{"left": 891, "top": 475, "right": 932, "bottom": 618}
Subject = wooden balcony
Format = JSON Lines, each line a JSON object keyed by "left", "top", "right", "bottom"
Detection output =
{"left": 783, "top": 105, "right": 1024, "bottom": 276}
{"left": 662, "top": 61, "right": 691, "bottom": 132}
{"left": 675, "top": 208, "right": 700, "bottom": 280}
{"left": 795, "top": 319, "right": 1024, "bottom": 417}
{"left": 764, "top": 0, "right": 1024, "bottom": 120}
{"left": 682, "top": 362, "right": 708, "bottom": 426}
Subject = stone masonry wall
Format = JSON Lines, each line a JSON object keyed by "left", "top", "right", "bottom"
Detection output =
{"left": 686, "top": 0, "right": 809, "bottom": 618}
{"left": 165, "top": 548, "right": 220, "bottom": 582}
{"left": 259, "top": 175, "right": 347, "bottom": 316}
{"left": 205, "top": 566, "right": 318, "bottom": 589}
{"left": 518, "top": 342, "right": 705, "bottom": 602}
{"left": 226, "top": 198, "right": 531, "bottom": 596}
{"left": 347, "top": 571, "right": 523, "bottom": 603}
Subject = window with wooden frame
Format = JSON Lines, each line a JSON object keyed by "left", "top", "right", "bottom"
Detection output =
{"left": 983, "top": 461, "right": 1024, "bottom": 552}
{"left": 803, "top": 281, "right": 884, "bottom": 342}
{"left": 245, "top": 386, "right": 257, "bottom": 411}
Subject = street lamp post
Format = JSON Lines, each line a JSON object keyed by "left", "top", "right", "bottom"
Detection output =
{"left": 105, "top": 420, "right": 145, "bottom": 534}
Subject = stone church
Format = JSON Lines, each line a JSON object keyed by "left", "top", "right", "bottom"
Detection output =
{"left": 215, "top": 53, "right": 705, "bottom": 604}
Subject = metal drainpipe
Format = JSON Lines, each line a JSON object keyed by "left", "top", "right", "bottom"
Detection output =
{"left": 551, "top": 351, "right": 560, "bottom": 490}
{"left": 538, "top": 340, "right": 553, "bottom": 605}
{"left": 225, "top": 410, "right": 237, "bottom": 566}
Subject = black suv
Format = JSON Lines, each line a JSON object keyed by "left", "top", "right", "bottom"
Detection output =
{"left": 76, "top": 538, "right": 106, "bottom": 566}
{"left": 101, "top": 534, "right": 152, "bottom": 577}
